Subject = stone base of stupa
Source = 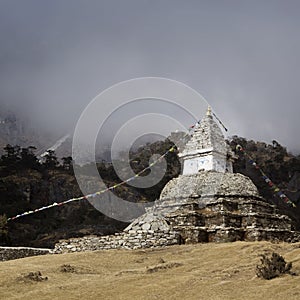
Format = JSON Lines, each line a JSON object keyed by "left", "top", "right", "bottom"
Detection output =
{"left": 53, "top": 171, "right": 300, "bottom": 253}
{"left": 158, "top": 171, "right": 297, "bottom": 244}
{"left": 163, "top": 197, "right": 294, "bottom": 244}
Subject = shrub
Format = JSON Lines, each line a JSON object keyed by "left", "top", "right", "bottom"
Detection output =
{"left": 256, "top": 252, "right": 295, "bottom": 280}
{"left": 20, "top": 271, "right": 48, "bottom": 282}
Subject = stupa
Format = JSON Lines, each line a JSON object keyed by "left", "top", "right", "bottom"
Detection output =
{"left": 157, "top": 107, "right": 293, "bottom": 243}
{"left": 54, "top": 107, "right": 297, "bottom": 253}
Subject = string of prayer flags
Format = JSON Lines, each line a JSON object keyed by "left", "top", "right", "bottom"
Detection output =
{"left": 7, "top": 115, "right": 203, "bottom": 222}
{"left": 236, "top": 144, "right": 296, "bottom": 208}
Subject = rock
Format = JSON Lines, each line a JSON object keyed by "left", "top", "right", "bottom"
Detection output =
{"left": 142, "top": 223, "right": 151, "bottom": 231}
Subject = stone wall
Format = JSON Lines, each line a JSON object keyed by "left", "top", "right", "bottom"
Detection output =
{"left": 54, "top": 212, "right": 179, "bottom": 253}
{"left": 0, "top": 247, "right": 51, "bottom": 261}
{"left": 54, "top": 232, "right": 178, "bottom": 253}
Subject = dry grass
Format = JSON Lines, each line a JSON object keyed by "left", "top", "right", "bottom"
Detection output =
{"left": 1, "top": 241, "right": 300, "bottom": 300}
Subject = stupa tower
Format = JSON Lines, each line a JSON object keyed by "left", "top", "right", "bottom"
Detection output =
{"left": 179, "top": 106, "right": 234, "bottom": 174}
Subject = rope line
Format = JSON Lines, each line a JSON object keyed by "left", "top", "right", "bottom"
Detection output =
{"left": 212, "top": 112, "right": 228, "bottom": 132}
{"left": 6, "top": 118, "right": 200, "bottom": 222}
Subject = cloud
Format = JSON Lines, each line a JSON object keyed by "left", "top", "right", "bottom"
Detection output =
{"left": 0, "top": 0, "right": 299, "bottom": 152}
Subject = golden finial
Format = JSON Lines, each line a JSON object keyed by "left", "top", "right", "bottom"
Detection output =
{"left": 206, "top": 106, "right": 212, "bottom": 116}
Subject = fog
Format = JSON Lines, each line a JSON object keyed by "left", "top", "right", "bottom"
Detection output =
{"left": 0, "top": 0, "right": 300, "bottom": 152}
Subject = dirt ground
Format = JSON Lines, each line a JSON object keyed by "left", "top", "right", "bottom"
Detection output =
{"left": 1, "top": 241, "right": 300, "bottom": 300}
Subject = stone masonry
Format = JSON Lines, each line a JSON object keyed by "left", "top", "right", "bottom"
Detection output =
{"left": 53, "top": 212, "right": 179, "bottom": 253}
{"left": 159, "top": 171, "right": 295, "bottom": 244}
{"left": 0, "top": 247, "right": 51, "bottom": 261}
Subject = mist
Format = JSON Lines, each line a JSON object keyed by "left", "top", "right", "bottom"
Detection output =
{"left": 0, "top": 0, "right": 300, "bottom": 153}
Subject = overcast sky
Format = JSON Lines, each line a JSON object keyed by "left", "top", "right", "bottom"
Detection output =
{"left": 0, "top": 0, "right": 300, "bottom": 153}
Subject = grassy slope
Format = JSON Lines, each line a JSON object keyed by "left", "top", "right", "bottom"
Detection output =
{"left": 1, "top": 241, "right": 300, "bottom": 300}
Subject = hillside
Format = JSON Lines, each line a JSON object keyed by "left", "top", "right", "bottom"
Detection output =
{"left": 1, "top": 136, "right": 300, "bottom": 248}
{"left": 0, "top": 241, "right": 300, "bottom": 300}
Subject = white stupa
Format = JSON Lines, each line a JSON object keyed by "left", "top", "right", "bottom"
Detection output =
{"left": 179, "top": 106, "right": 235, "bottom": 175}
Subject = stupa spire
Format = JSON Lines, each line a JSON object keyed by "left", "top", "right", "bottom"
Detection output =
{"left": 179, "top": 107, "right": 234, "bottom": 174}
{"left": 206, "top": 106, "right": 212, "bottom": 117}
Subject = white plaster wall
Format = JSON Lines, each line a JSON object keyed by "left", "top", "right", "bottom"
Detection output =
{"left": 213, "top": 157, "right": 226, "bottom": 173}
{"left": 183, "top": 155, "right": 213, "bottom": 174}
{"left": 183, "top": 154, "right": 231, "bottom": 175}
